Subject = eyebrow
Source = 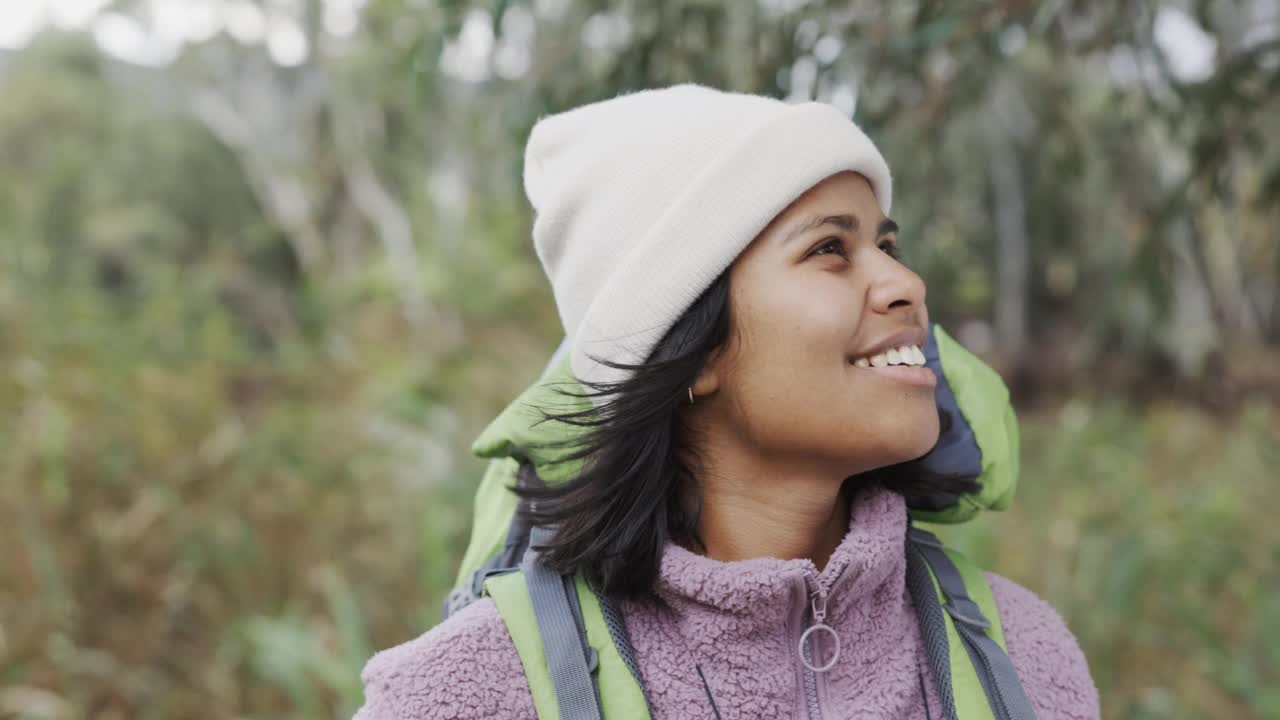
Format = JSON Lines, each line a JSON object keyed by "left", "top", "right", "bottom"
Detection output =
{"left": 782, "top": 214, "right": 899, "bottom": 246}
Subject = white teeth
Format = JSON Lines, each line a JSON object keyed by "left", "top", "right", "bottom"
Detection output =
{"left": 853, "top": 344, "right": 925, "bottom": 368}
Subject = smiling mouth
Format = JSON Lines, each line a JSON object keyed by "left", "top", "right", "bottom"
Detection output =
{"left": 847, "top": 345, "right": 936, "bottom": 389}
{"left": 847, "top": 344, "right": 926, "bottom": 368}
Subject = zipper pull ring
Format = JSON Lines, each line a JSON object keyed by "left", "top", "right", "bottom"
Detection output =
{"left": 798, "top": 587, "right": 841, "bottom": 673}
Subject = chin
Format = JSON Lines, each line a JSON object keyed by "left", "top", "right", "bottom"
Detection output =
{"left": 896, "top": 414, "right": 942, "bottom": 461}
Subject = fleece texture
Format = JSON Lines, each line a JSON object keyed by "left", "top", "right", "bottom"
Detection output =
{"left": 354, "top": 486, "right": 1099, "bottom": 719}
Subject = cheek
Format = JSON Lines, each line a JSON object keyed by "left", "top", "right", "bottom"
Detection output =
{"left": 727, "top": 285, "right": 864, "bottom": 415}
{"left": 735, "top": 316, "right": 851, "bottom": 407}
{"left": 741, "top": 286, "right": 856, "bottom": 358}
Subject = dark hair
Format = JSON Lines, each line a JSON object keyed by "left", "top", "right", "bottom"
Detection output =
{"left": 513, "top": 268, "right": 978, "bottom": 601}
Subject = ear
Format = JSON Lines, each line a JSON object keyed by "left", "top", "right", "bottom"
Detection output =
{"left": 690, "top": 344, "right": 726, "bottom": 398}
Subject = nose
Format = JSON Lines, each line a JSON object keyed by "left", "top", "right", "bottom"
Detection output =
{"left": 866, "top": 252, "right": 927, "bottom": 316}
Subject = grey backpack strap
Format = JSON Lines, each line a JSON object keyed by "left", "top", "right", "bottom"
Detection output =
{"left": 522, "top": 524, "right": 603, "bottom": 720}
{"left": 908, "top": 527, "right": 1040, "bottom": 720}
{"left": 905, "top": 538, "right": 960, "bottom": 720}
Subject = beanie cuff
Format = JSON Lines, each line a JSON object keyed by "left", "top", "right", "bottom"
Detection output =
{"left": 572, "top": 101, "right": 893, "bottom": 399}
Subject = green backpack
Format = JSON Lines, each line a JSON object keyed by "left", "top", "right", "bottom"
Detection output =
{"left": 444, "top": 324, "right": 1037, "bottom": 720}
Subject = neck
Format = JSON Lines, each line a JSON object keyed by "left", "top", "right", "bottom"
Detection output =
{"left": 688, "top": 465, "right": 852, "bottom": 573}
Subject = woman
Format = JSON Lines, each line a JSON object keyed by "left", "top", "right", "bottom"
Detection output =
{"left": 354, "top": 84, "right": 1099, "bottom": 719}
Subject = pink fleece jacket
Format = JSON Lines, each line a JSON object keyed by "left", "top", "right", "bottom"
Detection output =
{"left": 354, "top": 487, "right": 1100, "bottom": 719}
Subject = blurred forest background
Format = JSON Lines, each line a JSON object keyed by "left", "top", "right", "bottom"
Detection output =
{"left": 1, "top": 0, "right": 1278, "bottom": 718}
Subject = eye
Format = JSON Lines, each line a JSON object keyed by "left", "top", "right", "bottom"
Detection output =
{"left": 810, "top": 237, "right": 848, "bottom": 259}
{"left": 879, "top": 238, "right": 902, "bottom": 260}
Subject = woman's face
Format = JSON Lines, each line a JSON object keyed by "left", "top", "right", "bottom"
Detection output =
{"left": 692, "top": 170, "right": 940, "bottom": 479}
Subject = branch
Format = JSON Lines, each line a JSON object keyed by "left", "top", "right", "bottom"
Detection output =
{"left": 326, "top": 78, "right": 435, "bottom": 334}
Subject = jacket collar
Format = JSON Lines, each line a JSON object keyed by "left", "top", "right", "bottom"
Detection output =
{"left": 651, "top": 483, "right": 910, "bottom": 630}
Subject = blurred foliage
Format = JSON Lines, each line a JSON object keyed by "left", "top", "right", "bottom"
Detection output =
{"left": 933, "top": 399, "right": 1280, "bottom": 719}
{"left": 0, "top": 1, "right": 1277, "bottom": 719}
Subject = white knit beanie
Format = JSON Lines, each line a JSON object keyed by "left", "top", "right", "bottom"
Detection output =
{"left": 523, "top": 83, "right": 893, "bottom": 405}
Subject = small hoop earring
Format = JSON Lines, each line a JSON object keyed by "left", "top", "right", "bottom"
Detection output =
{"left": 688, "top": 386, "right": 695, "bottom": 405}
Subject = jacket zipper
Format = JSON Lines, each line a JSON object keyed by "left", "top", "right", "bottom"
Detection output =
{"left": 802, "top": 645, "right": 823, "bottom": 720}
{"left": 789, "top": 575, "right": 822, "bottom": 720}
{"left": 794, "top": 571, "right": 842, "bottom": 720}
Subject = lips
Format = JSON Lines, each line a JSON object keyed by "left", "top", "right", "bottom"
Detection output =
{"left": 850, "top": 344, "right": 925, "bottom": 368}
{"left": 851, "top": 327, "right": 928, "bottom": 366}
{"left": 853, "top": 362, "right": 937, "bottom": 389}
{"left": 845, "top": 326, "right": 936, "bottom": 389}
